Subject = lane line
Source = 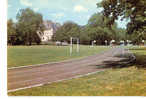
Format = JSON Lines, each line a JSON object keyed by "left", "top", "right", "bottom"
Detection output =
{"left": 8, "top": 70, "right": 105, "bottom": 93}
{"left": 8, "top": 47, "right": 126, "bottom": 93}
{"left": 8, "top": 47, "right": 112, "bottom": 70}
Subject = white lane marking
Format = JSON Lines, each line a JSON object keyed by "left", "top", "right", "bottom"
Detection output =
{"left": 8, "top": 47, "right": 120, "bottom": 92}
{"left": 8, "top": 70, "right": 105, "bottom": 93}
{"left": 8, "top": 48, "right": 112, "bottom": 70}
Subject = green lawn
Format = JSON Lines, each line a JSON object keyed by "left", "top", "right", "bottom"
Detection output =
{"left": 8, "top": 47, "right": 146, "bottom": 96}
{"left": 8, "top": 45, "right": 110, "bottom": 68}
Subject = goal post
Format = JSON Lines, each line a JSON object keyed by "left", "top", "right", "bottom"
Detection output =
{"left": 70, "top": 37, "right": 73, "bottom": 56}
{"left": 70, "top": 37, "right": 80, "bottom": 56}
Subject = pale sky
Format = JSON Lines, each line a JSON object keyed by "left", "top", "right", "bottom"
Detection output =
{"left": 8, "top": 0, "right": 128, "bottom": 28}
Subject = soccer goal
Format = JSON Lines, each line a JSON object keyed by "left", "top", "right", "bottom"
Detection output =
{"left": 70, "top": 37, "right": 80, "bottom": 56}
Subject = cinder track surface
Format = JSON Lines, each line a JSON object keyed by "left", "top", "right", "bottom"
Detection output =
{"left": 8, "top": 47, "right": 127, "bottom": 92}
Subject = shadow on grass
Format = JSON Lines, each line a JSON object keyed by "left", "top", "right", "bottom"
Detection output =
{"left": 128, "top": 48, "right": 146, "bottom": 51}
{"left": 95, "top": 53, "right": 146, "bottom": 69}
{"left": 96, "top": 59, "right": 134, "bottom": 69}
{"left": 133, "top": 54, "right": 146, "bottom": 68}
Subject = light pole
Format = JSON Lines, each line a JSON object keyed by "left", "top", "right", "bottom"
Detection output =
{"left": 110, "top": 40, "right": 115, "bottom": 46}
{"left": 127, "top": 40, "right": 129, "bottom": 46}
{"left": 93, "top": 40, "right": 96, "bottom": 45}
{"left": 142, "top": 40, "right": 145, "bottom": 46}
{"left": 91, "top": 40, "right": 96, "bottom": 47}
{"left": 105, "top": 40, "right": 107, "bottom": 46}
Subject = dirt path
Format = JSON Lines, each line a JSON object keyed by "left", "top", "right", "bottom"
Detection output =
{"left": 8, "top": 47, "right": 129, "bottom": 92}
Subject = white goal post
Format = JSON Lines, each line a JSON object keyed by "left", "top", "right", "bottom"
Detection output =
{"left": 70, "top": 37, "right": 79, "bottom": 55}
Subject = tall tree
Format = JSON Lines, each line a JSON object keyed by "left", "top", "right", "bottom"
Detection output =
{"left": 7, "top": 19, "right": 17, "bottom": 45}
{"left": 16, "top": 8, "right": 43, "bottom": 45}
{"left": 97, "top": 0, "right": 146, "bottom": 37}
{"left": 85, "top": 13, "right": 117, "bottom": 45}
{"left": 53, "top": 21, "right": 80, "bottom": 42}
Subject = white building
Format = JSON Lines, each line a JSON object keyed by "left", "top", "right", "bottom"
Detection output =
{"left": 37, "top": 20, "right": 60, "bottom": 42}
{"left": 42, "top": 28, "right": 54, "bottom": 41}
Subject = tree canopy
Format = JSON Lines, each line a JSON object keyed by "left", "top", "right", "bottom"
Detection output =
{"left": 53, "top": 21, "right": 80, "bottom": 42}
{"left": 82, "top": 13, "right": 125, "bottom": 45}
{"left": 97, "top": 0, "right": 146, "bottom": 39}
{"left": 7, "top": 7, "right": 128, "bottom": 45}
{"left": 16, "top": 8, "right": 44, "bottom": 45}
{"left": 7, "top": 19, "right": 17, "bottom": 45}
{"left": 54, "top": 13, "right": 126, "bottom": 45}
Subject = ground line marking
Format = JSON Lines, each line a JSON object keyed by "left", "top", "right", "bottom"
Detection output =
{"left": 8, "top": 70, "right": 106, "bottom": 93}
{"left": 8, "top": 47, "right": 112, "bottom": 70}
{"left": 8, "top": 47, "right": 122, "bottom": 93}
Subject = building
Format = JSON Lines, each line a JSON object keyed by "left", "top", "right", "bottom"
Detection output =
{"left": 37, "top": 20, "right": 61, "bottom": 42}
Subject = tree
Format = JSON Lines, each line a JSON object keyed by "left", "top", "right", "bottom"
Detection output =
{"left": 79, "top": 26, "right": 91, "bottom": 45}
{"left": 84, "top": 13, "right": 117, "bottom": 45}
{"left": 115, "top": 28, "right": 126, "bottom": 41}
{"left": 127, "top": 30, "right": 146, "bottom": 44}
{"left": 53, "top": 21, "right": 80, "bottom": 42}
{"left": 16, "top": 8, "right": 43, "bottom": 45}
{"left": 7, "top": 19, "right": 17, "bottom": 45}
{"left": 97, "top": 0, "right": 146, "bottom": 37}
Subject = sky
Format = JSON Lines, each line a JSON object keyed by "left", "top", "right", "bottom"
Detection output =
{"left": 8, "top": 0, "right": 128, "bottom": 28}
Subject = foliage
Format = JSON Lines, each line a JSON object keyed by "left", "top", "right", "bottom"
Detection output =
{"left": 53, "top": 13, "right": 126, "bottom": 45}
{"left": 53, "top": 21, "right": 80, "bottom": 42}
{"left": 7, "top": 7, "right": 129, "bottom": 45}
{"left": 82, "top": 13, "right": 126, "bottom": 45}
{"left": 97, "top": 0, "right": 146, "bottom": 41}
{"left": 16, "top": 8, "right": 43, "bottom": 45}
{"left": 127, "top": 30, "right": 146, "bottom": 44}
{"left": 112, "top": 24, "right": 126, "bottom": 41}
{"left": 7, "top": 19, "right": 17, "bottom": 45}
{"left": 87, "top": 13, "right": 113, "bottom": 45}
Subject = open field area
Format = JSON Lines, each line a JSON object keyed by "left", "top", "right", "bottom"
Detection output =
{"left": 8, "top": 47, "right": 121, "bottom": 92}
{"left": 8, "top": 45, "right": 110, "bottom": 68}
{"left": 7, "top": 0, "right": 146, "bottom": 96}
{"left": 8, "top": 47, "right": 146, "bottom": 96}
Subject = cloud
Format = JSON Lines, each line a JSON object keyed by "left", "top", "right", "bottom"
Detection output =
{"left": 84, "top": 0, "right": 102, "bottom": 5}
{"left": 35, "top": 0, "right": 49, "bottom": 7}
{"left": 72, "top": 0, "right": 102, "bottom": 8}
{"left": 74, "top": 5, "right": 88, "bottom": 12}
{"left": 20, "top": 0, "right": 32, "bottom": 7}
{"left": 56, "top": 13, "right": 65, "bottom": 18}
{"left": 33, "top": 8, "right": 39, "bottom": 12}
{"left": 51, "top": 13, "right": 65, "bottom": 19}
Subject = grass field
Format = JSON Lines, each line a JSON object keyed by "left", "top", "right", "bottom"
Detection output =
{"left": 8, "top": 45, "right": 110, "bottom": 68}
{"left": 8, "top": 46, "right": 146, "bottom": 96}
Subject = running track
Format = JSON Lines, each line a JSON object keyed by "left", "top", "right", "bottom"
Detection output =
{"left": 8, "top": 47, "right": 128, "bottom": 92}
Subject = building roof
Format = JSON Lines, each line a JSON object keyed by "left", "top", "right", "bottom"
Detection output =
{"left": 43, "top": 20, "right": 61, "bottom": 33}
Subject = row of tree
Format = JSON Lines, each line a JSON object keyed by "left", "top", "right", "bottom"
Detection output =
{"left": 8, "top": 8, "right": 44, "bottom": 45}
{"left": 97, "top": 0, "right": 146, "bottom": 44}
{"left": 8, "top": 0, "right": 146, "bottom": 45}
{"left": 9, "top": 8, "right": 125, "bottom": 46}
{"left": 54, "top": 0, "right": 146, "bottom": 45}
{"left": 53, "top": 13, "right": 126, "bottom": 45}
